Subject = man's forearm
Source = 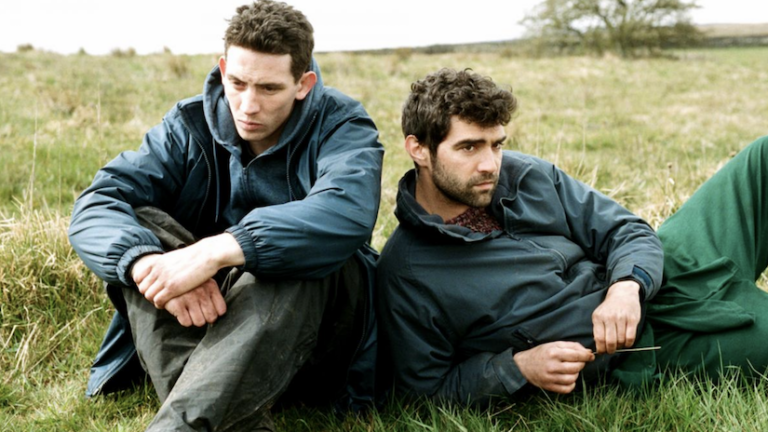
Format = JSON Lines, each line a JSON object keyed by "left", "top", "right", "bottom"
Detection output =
{"left": 132, "top": 233, "right": 245, "bottom": 308}
{"left": 196, "top": 233, "right": 245, "bottom": 268}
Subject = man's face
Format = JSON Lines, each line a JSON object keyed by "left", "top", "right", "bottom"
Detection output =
{"left": 429, "top": 117, "right": 506, "bottom": 209}
{"left": 219, "top": 46, "right": 315, "bottom": 154}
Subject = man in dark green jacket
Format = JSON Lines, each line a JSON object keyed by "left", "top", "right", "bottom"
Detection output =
{"left": 377, "top": 67, "right": 768, "bottom": 406}
{"left": 69, "top": 1, "right": 383, "bottom": 430}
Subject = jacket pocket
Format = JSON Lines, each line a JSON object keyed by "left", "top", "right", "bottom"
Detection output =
{"left": 522, "top": 238, "right": 568, "bottom": 270}
{"left": 509, "top": 328, "right": 538, "bottom": 352}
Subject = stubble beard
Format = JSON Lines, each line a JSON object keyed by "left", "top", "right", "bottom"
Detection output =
{"left": 431, "top": 158, "right": 498, "bottom": 209}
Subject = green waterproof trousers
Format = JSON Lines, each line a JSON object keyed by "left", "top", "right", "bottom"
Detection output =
{"left": 628, "top": 136, "right": 768, "bottom": 381}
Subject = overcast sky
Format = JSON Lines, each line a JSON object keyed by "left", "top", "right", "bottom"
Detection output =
{"left": 1, "top": 0, "right": 766, "bottom": 55}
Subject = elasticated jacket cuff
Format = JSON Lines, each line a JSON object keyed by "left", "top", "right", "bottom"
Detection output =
{"left": 611, "top": 266, "right": 654, "bottom": 301}
{"left": 492, "top": 348, "right": 528, "bottom": 395}
{"left": 225, "top": 224, "right": 258, "bottom": 271}
{"left": 116, "top": 244, "right": 165, "bottom": 286}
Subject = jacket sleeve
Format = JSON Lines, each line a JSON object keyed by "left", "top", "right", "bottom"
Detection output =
{"left": 549, "top": 163, "right": 664, "bottom": 300}
{"left": 226, "top": 110, "right": 383, "bottom": 279}
{"left": 378, "top": 250, "right": 528, "bottom": 406}
{"left": 68, "top": 108, "right": 189, "bottom": 287}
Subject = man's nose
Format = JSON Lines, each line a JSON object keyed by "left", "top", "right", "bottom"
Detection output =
{"left": 477, "top": 148, "right": 499, "bottom": 173}
{"left": 240, "top": 89, "right": 260, "bottom": 115}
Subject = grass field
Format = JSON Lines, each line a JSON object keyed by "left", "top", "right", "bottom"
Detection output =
{"left": 1, "top": 47, "right": 768, "bottom": 430}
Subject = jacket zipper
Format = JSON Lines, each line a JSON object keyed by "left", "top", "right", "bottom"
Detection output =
{"left": 193, "top": 135, "right": 213, "bottom": 230}
{"left": 286, "top": 112, "right": 318, "bottom": 200}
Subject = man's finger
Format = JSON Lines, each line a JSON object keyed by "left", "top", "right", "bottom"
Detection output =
{"left": 143, "top": 277, "right": 164, "bottom": 302}
{"left": 211, "top": 289, "right": 227, "bottom": 317}
{"left": 592, "top": 322, "right": 606, "bottom": 354}
{"left": 549, "top": 371, "right": 580, "bottom": 386}
{"left": 177, "top": 313, "right": 192, "bottom": 327}
{"left": 604, "top": 322, "right": 618, "bottom": 353}
{"left": 187, "top": 301, "right": 207, "bottom": 327}
{"left": 615, "top": 319, "right": 627, "bottom": 349}
{"left": 624, "top": 325, "right": 637, "bottom": 348}
{"left": 152, "top": 290, "right": 169, "bottom": 309}
{"left": 132, "top": 263, "right": 150, "bottom": 285}
{"left": 552, "top": 342, "right": 594, "bottom": 360}
{"left": 546, "top": 382, "right": 577, "bottom": 394}
{"left": 556, "top": 361, "right": 588, "bottom": 375}
{"left": 200, "top": 295, "right": 220, "bottom": 324}
{"left": 624, "top": 319, "right": 637, "bottom": 348}
{"left": 152, "top": 282, "right": 184, "bottom": 308}
{"left": 557, "top": 349, "right": 594, "bottom": 364}
{"left": 138, "top": 272, "right": 157, "bottom": 295}
{"left": 169, "top": 302, "right": 193, "bottom": 327}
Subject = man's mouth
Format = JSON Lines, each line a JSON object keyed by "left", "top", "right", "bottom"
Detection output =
{"left": 238, "top": 119, "right": 262, "bottom": 131}
{"left": 473, "top": 176, "right": 498, "bottom": 190}
{"left": 474, "top": 181, "right": 495, "bottom": 191}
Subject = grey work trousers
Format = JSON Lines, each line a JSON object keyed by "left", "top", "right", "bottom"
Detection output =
{"left": 123, "top": 207, "right": 364, "bottom": 431}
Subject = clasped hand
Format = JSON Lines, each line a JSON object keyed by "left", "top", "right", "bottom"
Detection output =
{"left": 130, "top": 233, "right": 245, "bottom": 327}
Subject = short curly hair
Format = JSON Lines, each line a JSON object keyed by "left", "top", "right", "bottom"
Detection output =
{"left": 402, "top": 68, "right": 517, "bottom": 155}
{"left": 224, "top": 0, "right": 314, "bottom": 81}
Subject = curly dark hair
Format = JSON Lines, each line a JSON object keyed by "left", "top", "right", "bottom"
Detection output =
{"left": 402, "top": 68, "right": 517, "bottom": 155}
{"left": 224, "top": 0, "right": 314, "bottom": 81}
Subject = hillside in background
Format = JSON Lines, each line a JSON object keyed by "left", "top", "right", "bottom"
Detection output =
{"left": 698, "top": 22, "right": 768, "bottom": 47}
{"left": 699, "top": 22, "right": 768, "bottom": 37}
{"left": 352, "top": 22, "right": 768, "bottom": 55}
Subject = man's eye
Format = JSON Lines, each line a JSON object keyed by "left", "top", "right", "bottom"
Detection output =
{"left": 463, "top": 145, "right": 475, "bottom": 152}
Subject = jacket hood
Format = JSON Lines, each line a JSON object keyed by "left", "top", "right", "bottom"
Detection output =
{"left": 394, "top": 153, "right": 533, "bottom": 242}
{"left": 394, "top": 170, "right": 499, "bottom": 243}
{"left": 202, "top": 57, "right": 324, "bottom": 155}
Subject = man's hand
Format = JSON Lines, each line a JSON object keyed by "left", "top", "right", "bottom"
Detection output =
{"left": 131, "top": 233, "right": 244, "bottom": 308}
{"left": 164, "top": 279, "right": 227, "bottom": 327}
{"left": 513, "top": 341, "right": 594, "bottom": 394}
{"left": 592, "top": 280, "right": 642, "bottom": 354}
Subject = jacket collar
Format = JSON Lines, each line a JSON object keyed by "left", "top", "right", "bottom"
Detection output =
{"left": 394, "top": 152, "right": 533, "bottom": 242}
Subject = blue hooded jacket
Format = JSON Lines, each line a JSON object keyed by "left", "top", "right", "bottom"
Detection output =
{"left": 377, "top": 152, "right": 663, "bottom": 405}
{"left": 69, "top": 59, "right": 384, "bottom": 410}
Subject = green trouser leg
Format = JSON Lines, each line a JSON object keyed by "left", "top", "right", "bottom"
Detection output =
{"left": 650, "top": 136, "right": 768, "bottom": 377}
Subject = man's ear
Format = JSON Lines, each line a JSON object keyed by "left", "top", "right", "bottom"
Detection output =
{"left": 218, "top": 56, "right": 227, "bottom": 82}
{"left": 405, "top": 135, "right": 430, "bottom": 169}
{"left": 295, "top": 71, "right": 318, "bottom": 100}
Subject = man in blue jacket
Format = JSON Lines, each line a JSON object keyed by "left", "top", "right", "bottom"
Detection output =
{"left": 69, "top": 1, "right": 383, "bottom": 430}
{"left": 378, "top": 68, "right": 768, "bottom": 405}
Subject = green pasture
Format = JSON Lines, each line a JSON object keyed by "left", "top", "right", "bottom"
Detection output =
{"left": 1, "top": 47, "right": 767, "bottom": 430}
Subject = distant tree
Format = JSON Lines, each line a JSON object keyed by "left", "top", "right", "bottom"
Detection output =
{"left": 110, "top": 47, "right": 137, "bottom": 58}
{"left": 17, "top": 43, "right": 34, "bottom": 53}
{"left": 523, "top": 0, "right": 703, "bottom": 57}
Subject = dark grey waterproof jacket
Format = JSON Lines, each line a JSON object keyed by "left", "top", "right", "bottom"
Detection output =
{"left": 69, "top": 60, "right": 384, "bottom": 410}
{"left": 377, "top": 151, "right": 663, "bottom": 405}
